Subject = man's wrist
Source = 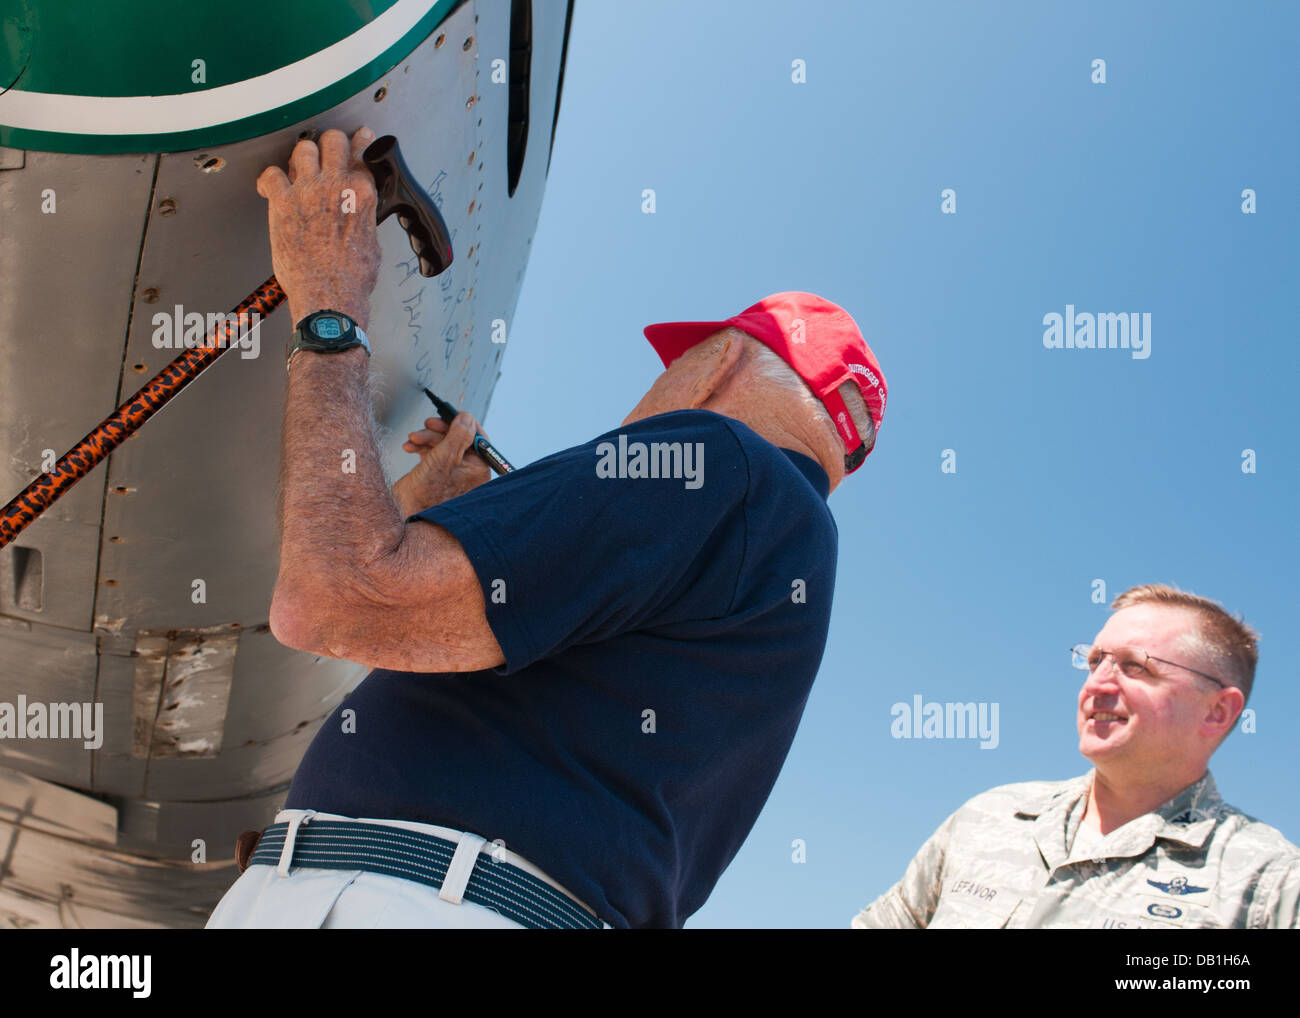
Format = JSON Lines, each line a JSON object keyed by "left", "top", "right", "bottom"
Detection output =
{"left": 287, "top": 343, "right": 370, "bottom": 374}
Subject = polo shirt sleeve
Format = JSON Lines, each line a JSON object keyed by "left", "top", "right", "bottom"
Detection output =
{"left": 409, "top": 416, "right": 751, "bottom": 675}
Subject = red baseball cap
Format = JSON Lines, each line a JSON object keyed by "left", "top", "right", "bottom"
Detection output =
{"left": 643, "top": 292, "right": 887, "bottom": 473}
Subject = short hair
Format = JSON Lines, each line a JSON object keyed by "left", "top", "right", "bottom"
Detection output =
{"left": 697, "top": 328, "right": 876, "bottom": 461}
{"left": 1110, "top": 584, "right": 1259, "bottom": 703}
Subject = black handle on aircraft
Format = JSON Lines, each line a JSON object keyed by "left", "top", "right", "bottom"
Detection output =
{"left": 364, "top": 134, "right": 454, "bottom": 278}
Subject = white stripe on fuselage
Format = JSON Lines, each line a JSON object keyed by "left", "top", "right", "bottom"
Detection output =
{"left": 0, "top": 0, "right": 442, "bottom": 135}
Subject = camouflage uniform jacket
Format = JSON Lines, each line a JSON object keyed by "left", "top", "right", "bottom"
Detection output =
{"left": 852, "top": 771, "right": 1300, "bottom": 929}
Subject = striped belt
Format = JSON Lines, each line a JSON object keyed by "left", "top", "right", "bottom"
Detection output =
{"left": 248, "top": 819, "right": 602, "bottom": 930}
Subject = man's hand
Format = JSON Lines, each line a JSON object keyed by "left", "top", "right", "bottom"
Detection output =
{"left": 256, "top": 127, "right": 382, "bottom": 329}
{"left": 392, "top": 411, "right": 494, "bottom": 517}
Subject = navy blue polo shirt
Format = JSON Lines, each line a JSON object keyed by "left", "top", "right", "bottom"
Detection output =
{"left": 285, "top": 409, "right": 839, "bottom": 927}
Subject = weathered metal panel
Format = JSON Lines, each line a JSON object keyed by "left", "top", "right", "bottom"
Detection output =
{"left": 131, "top": 626, "right": 238, "bottom": 759}
{"left": 0, "top": 149, "right": 155, "bottom": 632}
{"left": 0, "top": 621, "right": 97, "bottom": 785}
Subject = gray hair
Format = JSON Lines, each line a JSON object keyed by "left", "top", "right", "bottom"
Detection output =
{"left": 745, "top": 336, "right": 877, "bottom": 456}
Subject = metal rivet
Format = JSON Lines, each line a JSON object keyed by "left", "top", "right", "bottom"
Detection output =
{"left": 374, "top": 86, "right": 387, "bottom": 102}
{"left": 463, "top": 36, "right": 474, "bottom": 51}
{"left": 435, "top": 32, "right": 446, "bottom": 48}
{"left": 141, "top": 289, "right": 159, "bottom": 304}
{"left": 466, "top": 94, "right": 476, "bottom": 109}
{"left": 158, "top": 198, "right": 177, "bottom": 215}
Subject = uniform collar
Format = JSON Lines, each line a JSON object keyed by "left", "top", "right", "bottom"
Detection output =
{"left": 1015, "top": 775, "right": 1091, "bottom": 871}
{"left": 1020, "top": 771, "right": 1224, "bottom": 869}
{"left": 1147, "top": 771, "right": 1223, "bottom": 848}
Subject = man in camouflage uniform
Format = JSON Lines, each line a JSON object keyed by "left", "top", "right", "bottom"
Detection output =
{"left": 852, "top": 584, "right": 1300, "bottom": 929}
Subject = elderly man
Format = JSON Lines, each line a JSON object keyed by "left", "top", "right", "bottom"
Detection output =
{"left": 853, "top": 584, "right": 1300, "bottom": 929}
{"left": 205, "top": 128, "right": 887, "bottom": 928}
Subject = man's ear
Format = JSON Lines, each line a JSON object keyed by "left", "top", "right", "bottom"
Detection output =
{"left": 1202, "top": 686, "right": 1246, "bottom": 741}
{"left": 687, "top": 334, "right": 744, "bottom": 409}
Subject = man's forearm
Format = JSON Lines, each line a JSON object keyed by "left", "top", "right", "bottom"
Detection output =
{"left": 276, "top": 347, "right": 404, "bottom": 609}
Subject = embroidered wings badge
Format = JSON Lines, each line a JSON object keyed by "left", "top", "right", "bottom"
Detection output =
{"left": 1147, "top": 875, "right": 1209, "bottom": 896}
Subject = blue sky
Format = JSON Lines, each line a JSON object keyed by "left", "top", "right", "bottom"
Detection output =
{"left": 483, "top": 0, "right": 1299, "bottom": 927}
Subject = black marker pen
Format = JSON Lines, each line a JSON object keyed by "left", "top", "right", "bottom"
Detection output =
{"left": 422, "top": 388, "right": 515, "bottom": 475}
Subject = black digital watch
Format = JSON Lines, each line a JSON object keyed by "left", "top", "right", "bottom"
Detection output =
{"left": 287, "top": 310, "right": 371, "bottom": 372}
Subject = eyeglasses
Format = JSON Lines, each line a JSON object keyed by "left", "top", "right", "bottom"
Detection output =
{"left": 1070, "top": 644, "right": 1227, "bottom": 689}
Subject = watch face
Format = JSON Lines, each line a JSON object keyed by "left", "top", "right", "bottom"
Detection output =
{"left": 311, "top": 316, "right": 344, "bottom": 340}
